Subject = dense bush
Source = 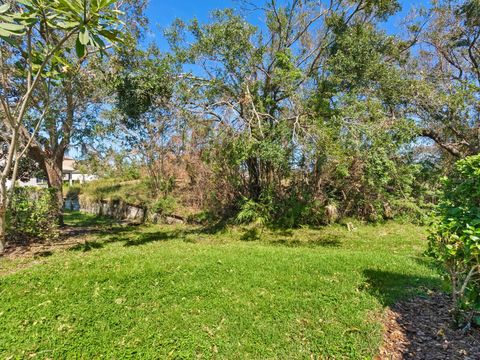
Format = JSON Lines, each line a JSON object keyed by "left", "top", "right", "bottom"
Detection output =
{"left": 7, "top": 187, "right": 59, "bottom": 242}
{"left": 428, "top": 155, "right": 480, "bottom": 326}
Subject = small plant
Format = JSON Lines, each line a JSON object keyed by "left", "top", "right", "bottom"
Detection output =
{"left": 427, "top": 155, "right": 480, "bottom": 327}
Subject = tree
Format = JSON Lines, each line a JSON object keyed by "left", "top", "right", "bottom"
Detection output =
{"left": 109, "top": 44, "right": 178, "bottom": 196}
{"left": 21, "top": 0, "right": 147, "bottom": 226}
{"left": 0, "top": 0, "right": 122, "bottom": 252}
{"left": 412, "top": 0, "right": 480, "bottom": 158}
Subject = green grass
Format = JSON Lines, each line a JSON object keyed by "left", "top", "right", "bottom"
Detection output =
{"left": 0, "top": 213, "right": 441, "bottom": 359}
{"left": 70, "top": 178, "right": 155, "bottom": 207}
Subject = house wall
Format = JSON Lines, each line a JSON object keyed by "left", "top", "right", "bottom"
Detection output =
{"left": 6, "top": 178, "right": 46, "bottom": 189}
{"left": 8, "top": 158, "right": 97, "bottom": 188}
{"left": 71, "top": 173, "right": 98, "bottom": 183}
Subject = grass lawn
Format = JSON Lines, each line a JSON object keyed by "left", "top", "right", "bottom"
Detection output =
{"left": 0, "top": 213, "right": 442, "bottom": 359}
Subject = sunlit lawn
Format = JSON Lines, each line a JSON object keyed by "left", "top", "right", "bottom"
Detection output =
{"left": 0, "top": 213, "right": 441, "bottom": 359}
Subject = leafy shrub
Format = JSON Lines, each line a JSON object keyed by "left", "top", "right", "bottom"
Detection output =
{"left": 7, "top": 187, "right": 59, "bottom": 242}
{"left": 236, "top": 196, "right": 272, "bottom": 227}
{"left": 427, "top": 155, "right": 480, "bottom": 326}
{"left": 152, "top": 196, "right": 177, "bottom": 215}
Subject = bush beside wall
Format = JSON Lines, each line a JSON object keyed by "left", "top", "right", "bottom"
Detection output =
{"left": 7, "top": 187, "right": 59, "bottom": 243}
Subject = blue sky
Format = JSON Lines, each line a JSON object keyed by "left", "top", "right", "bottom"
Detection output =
{"left": 145, "top": 0, "right": 430, "bottom": 50}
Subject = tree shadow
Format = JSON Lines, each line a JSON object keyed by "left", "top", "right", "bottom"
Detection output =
{"left": 269, "top": 234, "right": 342, "bottom": 248}
{"left": 64, "top": 211, "right": 118, "bottom": 228}
{"left": 412, "top": 255, "right": 443, "bottom": 273}
{"left": 240, "top": 228, "right": 261, "bottom": 241}
{"left": 124, "top": 230, "right": 181, "bottom": 247}
{"left": 189, "top": 219, "right": 230, "bottom": 235}
{"left": 362, "top": 269, "right": 442, "bottom": 306}
{"left": 69, "top": 241, "right": 105, "bottom": 252}
{"left": 33, "top": 250, "right": 54, "bottom": 258}
{"left": 273, "top": 229, "right": 294, "bottom": 237}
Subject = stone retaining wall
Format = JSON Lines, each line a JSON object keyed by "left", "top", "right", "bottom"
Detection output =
{"left": 65, "top": 196, "right": 184, "bottom": 225}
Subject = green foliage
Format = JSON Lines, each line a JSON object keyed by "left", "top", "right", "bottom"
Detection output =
{"left": 428, "top": 155, "right": 480, "bottom": 325}
{"left": 167, "top": 1, "right": 430, "bottom": 227}
{"left": 77, "top": 178, "right": 184, "bottom": 221}
{"left": 7, "top": 187, "right": 59, "bottom": 242}
{"left": 152, "top": 195, "right": 177, "bottom": 216}
{"left": 236, "top": 196, "right": 272, "bottom": 227}
{"left": 0, "top": 0, "right": 122, "bottom": 71}
{"left": 114, "top": 47, "right": 174, "bottom": 120}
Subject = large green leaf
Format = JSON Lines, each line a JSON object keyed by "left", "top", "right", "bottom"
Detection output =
{"left": 79, "top": 28, "right": 90, "bottom": 45}
{"left": 16, "top": 0, "right": 33, "bottom": 6}
{"left": 58, "top": 21, "right": 81, "bottom": 30}
{"left": 100, "top": 0, "right": 118, "bottom": 8}
{"left": 0, "top": 34, "right": 19, "bottom": 47}
{"left": 0, "top": 22, "right": 25, "bottom": 35}
{"left": 75, "top": 37, "right": 86, "bottom": 58}
{"left": 99, "top": 29, "right": 119, "bottom": 41}
{"left": 57, "top": 0, "right": 82, "bottom": 15}
{"left": 0, "top": 4, "right": 10, "bottom": 14}
{"left": 91, "top": 33, "right": 106, "bottom": 48}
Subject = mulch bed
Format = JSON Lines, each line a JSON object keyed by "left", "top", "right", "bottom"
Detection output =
{"left": 377, "top": 293, "right": 480, "bottom": 359}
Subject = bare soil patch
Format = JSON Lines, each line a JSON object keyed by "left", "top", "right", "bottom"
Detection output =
{"left": 0, "top": 226, "right": 102, "bottom": 262}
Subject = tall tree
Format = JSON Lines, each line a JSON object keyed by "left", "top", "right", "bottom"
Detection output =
{"left": 109, "top": 45, "right": 178, "bottom": 195}
{"left": 17, "top": 0, "right": 146, "bottom": 226}
{"left": 0, "top": 0, "right": 122, "bottom": 252}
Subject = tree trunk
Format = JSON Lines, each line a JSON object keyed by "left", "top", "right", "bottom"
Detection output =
{"left": 246, "top": 157, "right": 261, "bottom": 200}
{"left": 0, "top": 177, "right": 8, "bottom": 253}
{"left": 0, "top": 204, "right": 6, "bottom": 253}
{"left": 45, "top": 158, "right": 65, "bottom": 226}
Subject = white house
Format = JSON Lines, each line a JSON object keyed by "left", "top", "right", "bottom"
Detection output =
{"left": 7, "top": 156, "right": 98, "bottom": 188}
{"left": 62, "top": 157, "right": 98, "bottom": 186}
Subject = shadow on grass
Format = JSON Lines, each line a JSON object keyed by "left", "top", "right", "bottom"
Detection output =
{"left": 63, "top": 211, "right": 345, "bottom": 252}
{"left": 362, "top": 270, "right": 480, "bottom": 359}
{"left": 269, "top": 234, "right": 342, "bottom": 248}
{"left": 64, "top": 211, "right": 118, "bottom": 228}
{"left": 189, "top": 219, "right": 230, "bottom": 235}
{"left": 412, "top": 255, "right": 442, "bottom": 272}
{"left": 69, "top": 241, "right": 105, "bottom": 252}
{"left": 362, "top": 269, "right": 442, "bottom": 306}
{"left": 124, "top": 230, "right": 181, "bottom": 247}
{"left": 240, "top": 228, "right": 261, "bottom": 241}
